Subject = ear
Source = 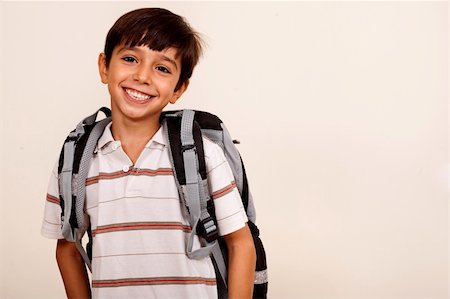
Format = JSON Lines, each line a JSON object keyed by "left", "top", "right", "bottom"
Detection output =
{"left": 98, "top": 53, "right": 109, "bottom": 84}
{"left": 170, "top": 80, "right": 189, "bottom": 104}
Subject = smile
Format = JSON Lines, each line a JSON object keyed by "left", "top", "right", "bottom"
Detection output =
{"left": 124, "top": 88, "right": 153, "bottom": 102}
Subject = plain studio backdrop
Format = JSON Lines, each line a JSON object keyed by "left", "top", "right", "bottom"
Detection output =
{"left": 0, "top": 1, "right": 448, "bottom": 299}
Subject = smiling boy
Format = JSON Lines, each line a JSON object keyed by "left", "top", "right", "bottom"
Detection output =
{"left": 41, "top": 8, "right": 256, "bottom": 299}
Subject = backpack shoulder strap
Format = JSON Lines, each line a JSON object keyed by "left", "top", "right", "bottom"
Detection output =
{"left": 162, "top": 110, "right": 218, "bottom": 249}
{"left": 162, "top": 110, "right": 228, "bottom": 289}
{"left": 58, "top": 107, "right": 111, "bottom": 271}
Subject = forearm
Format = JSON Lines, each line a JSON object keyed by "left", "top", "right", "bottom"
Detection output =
{"left": 56, "top": 239, "right": 91, "bottom": 299}
{"left": 225, "top": 225, "right": 256, "bottom": 299}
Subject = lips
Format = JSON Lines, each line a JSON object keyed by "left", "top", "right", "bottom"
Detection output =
{"left": 123, "top": 87, "right": 154, "bottom": 103}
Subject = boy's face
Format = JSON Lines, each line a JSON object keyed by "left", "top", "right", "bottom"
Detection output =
{"left": 98, "top": 44, "right": 188, "bottom": 122}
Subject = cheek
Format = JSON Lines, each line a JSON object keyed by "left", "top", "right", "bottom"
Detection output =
{"left": 107, "top": 84, "right": 116, "bottom": 96}
{"left": 107, "top": 73, "right": 123, "bottom": 91}
{"left": 156, "top": 78, "right": 178, "bottom": 93}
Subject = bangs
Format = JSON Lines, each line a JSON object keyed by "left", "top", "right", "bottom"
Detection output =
{"left": 105, "top": 12, "right": 190, "bottom": 59}
{"left": 120, "top": 22, "right": 183, "bottom": 55}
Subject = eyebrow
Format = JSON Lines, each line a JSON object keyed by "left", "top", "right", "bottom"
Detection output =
{"left": 159, "top": 55, "right": 179, "bottom": 71}
{"left": 117, "top": 46, "right": 179, "bottom": 71}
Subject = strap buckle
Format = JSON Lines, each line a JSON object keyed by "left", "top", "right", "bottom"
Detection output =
{"left": 197, "top": 216, "right": 219, "bottom": 243}
{"left": 66, "top": 133, "right": 78, "bottom": 142}
{"left": 67, "top": 128, "right": 84, "bottom": 142}
{"left": 181, "top": 144, "right": 196, "bottom": 152}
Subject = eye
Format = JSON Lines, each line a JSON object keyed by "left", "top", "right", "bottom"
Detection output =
{"left": 122, "top": 56, "right": 137, "bottom": 63}
{"left": 156, "top": 66, "right": 171, "bottom": 74}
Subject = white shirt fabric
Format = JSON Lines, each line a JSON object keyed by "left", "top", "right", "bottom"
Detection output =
{"left": 41, "top": 122, "right": 248, "bottom": 299}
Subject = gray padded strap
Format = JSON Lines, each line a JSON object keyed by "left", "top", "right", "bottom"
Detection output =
{"left": 61, "top": 108, "right": 111, "bottom": 241}
{"left": 180, "top": 109, "right": 196, "bottom": 149}
{"left": 180, "top": 110, "right": 199, "bottom": 226}
{"left": 180, "top": 110, "right": 203, "bottom": 257}
{"left": 220, "top": 123, "right": 257, "bottom": 222}
{"left": 179, "top": 110, "right": 199, "bottom": 226}
{"left": 221, "top": 124, "right": 243, "bottom": 192}
{"left": 61, "top": 141, "right": 75, "bottom": 241}
{"left": 75, "top": 117, "right": 112, "bottom": 228}
{"left": 182, "top": 149, "right": 200, "bottom": 226}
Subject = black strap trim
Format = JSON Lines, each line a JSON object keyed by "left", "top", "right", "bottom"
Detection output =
{"left": 165, "top": 115, "right": 207, "bottom": 185}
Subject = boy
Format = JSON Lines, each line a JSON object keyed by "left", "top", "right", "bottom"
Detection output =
{"left": 41, "top": 8, "right": 256, "bottom": 299}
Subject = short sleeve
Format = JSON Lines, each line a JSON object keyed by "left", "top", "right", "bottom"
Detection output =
{"left": 41, "top": 160, "right": 64, "bottom": 239}
{"left": 203, "top": 138, "right": 248, "bottom": 236}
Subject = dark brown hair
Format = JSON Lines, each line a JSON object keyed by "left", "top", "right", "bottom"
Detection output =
{"left": 104, "top": 8, "right": 203, "bottom": 91}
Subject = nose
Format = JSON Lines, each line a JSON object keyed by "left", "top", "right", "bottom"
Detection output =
{"left": 133, "top": 64, "right": 152, "bottom": 85}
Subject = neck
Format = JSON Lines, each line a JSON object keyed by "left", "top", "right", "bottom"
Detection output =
{"left": 110, "top": 111, "right": 161, "bottom": 145}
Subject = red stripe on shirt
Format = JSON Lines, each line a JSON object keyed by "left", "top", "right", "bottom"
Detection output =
{"left": 86, "top": 168, "right": 174, "bottom": 186}
{"left": 46, "top": 194, "right": 60, "bottom": 205}
{"left": 92, "top": 276, "right": 216, "bottom": 288}
{"left": 212, "top": 181, "right": 237, "bottom": 200}
{"left": 92, "top": 221, "right": 192, "bottom": 237}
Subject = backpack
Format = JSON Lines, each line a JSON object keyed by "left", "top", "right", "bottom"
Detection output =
{"left": 57, "top": 107, "right": 268, "bottom": 298}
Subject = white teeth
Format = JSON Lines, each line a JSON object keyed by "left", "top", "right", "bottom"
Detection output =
{"left": 125, "top": 88, "right": 151, "bottom": 101}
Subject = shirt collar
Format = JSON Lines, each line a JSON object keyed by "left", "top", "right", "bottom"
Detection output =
{"left": 96, "top": 122, "right": 166, "bottom": 153}
{"left": 97, "top": 122, "right": 115, "bottom": 150}
{"left": 148, "top": 125, "right": 166, "bottom": 148}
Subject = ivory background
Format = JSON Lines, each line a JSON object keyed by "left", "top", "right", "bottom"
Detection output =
{"left": 0, "top": 1, "right": 448, "bottom": 298}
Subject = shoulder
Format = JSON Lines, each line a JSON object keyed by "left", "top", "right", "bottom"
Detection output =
{"left": 202, "top": 136, "right": 227, "bottom": 170}
{"left": 202, "top": 136, "right": 220, "bottom": 154}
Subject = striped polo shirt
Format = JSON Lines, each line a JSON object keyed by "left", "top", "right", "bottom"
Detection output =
{"left": 41, "top": 122, "right": 248, "bottom": 299}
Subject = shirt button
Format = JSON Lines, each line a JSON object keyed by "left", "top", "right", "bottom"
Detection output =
{"left": 113, "top": 143, "right": 119, "bottom": 150}
{"left": 123, "top": 165, "right": 130, "bottom": 172}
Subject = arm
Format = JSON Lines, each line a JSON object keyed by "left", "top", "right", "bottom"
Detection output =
{"left": 223, "top": 224, "right": 256, "bottom": 299}
{"left": 56, "top": 239, "right": 91, "bottom": 299}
